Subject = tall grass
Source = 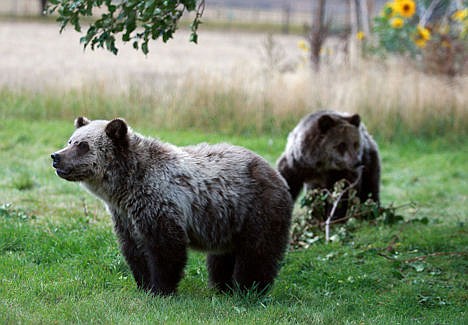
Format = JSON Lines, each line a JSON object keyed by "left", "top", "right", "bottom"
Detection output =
{"left": 1, "top": 57, "right": 466, "bottom": 139}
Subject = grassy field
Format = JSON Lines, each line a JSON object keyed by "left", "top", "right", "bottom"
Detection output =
{"left": 0, "top": 118, "right": 466, "bottom": 324}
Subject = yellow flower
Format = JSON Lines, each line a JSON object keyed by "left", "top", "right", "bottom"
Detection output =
{"left": 394, "top": 0, "right": 416, "bottom": 18}
{"left": 356, "top": 31, "right": 365, "bottom": 40}
{"left": 414, "top": 39, "right": 427, "bottom": 48}
{"left": 417, "top": 25, "right": 431, "bottom": 41}
{"left": 414, "top": 25, "right": 431, "bottom": 48}
{"left": 297, "top": 40, "right": 309, "bottom": 52}
{"left": 452, "top": 9, "right": 468, "bottom": 21}
{"left": 390, "top": 17, "right": 405, "bottom": 28}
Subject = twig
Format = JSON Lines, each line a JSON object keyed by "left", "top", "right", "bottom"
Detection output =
{"left": 325, "top": 167, "right": 362, "bottom": 242}
{"left": 194, "top": 0, "right": 206, "bottom": 22}
{"left": 403, "top": 252, "right": 467, "bottom": 264}
{"left": 378, "top": 252, "right": 397, "bottom": 261}
{"left": 81, "top": 198, "right": 89, "bottom": 217}
{"left": 378, "top": 251, "right": 468, "bottom": 263}
{"left": 420, "top": 0, "right": 442, "bottom": 27}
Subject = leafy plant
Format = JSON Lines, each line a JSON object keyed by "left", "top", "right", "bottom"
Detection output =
{"left": 48, "top": 0, "right": 206, "bottom": 54}
{"left": 372, "top": 0, "right": 468, "bottom": 75}
{"left": 290, "top": 179, "right": 405, "bottom": 250}
{"left": 373, "top": 0, "right": 428, "bottom": 56}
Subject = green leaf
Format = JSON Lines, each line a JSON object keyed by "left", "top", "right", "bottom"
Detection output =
{"left": 141, "top": 42, "right": 149, "bottom": 55}
{"left": 49, "top": 0, "right": 205, "bottom": 54}
{"left": 190, "top": 33, "right": 198, "bottom": 44}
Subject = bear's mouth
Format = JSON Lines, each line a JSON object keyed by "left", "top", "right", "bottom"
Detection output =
{"left": 55, "top": 168, "right": 70, "bottom": 177}
{"left": 54, "top": 166, "right": 90, "bottom": 182}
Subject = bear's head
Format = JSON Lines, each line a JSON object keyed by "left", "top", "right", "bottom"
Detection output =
{"left": 300, "top": 113, "right": 363, "bottom": 172}
{"left": 51, "top": 117, "right": 129, "bottom": 182}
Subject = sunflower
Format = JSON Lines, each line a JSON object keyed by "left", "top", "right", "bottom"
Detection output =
{"left": 414, "top": 25, "right": 431, "bottom": 48}
{"left": 414, "top": 39, "right": 427, "bottom": 48}
{"left": 390, "top": 17, "right": 405, "bottom": 29}
{"left": 394, "top": 0, "right": 416, "bottom": 18}
{"left": 452, "top": 9, "right": 468, "bottom": 22}
{"left": 417, "top": 25, "right": 431, "bottom": 41}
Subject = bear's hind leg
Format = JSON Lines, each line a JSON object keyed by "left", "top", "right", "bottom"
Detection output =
{"left": 232, "top": 251, "right": 279, "bottom": 294}
{"left": 207, "top": 253, "right": 235, "bottom": 293}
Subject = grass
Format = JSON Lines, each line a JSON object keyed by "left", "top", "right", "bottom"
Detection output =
{"left": 1, "top": 67, "right": 466, "bottom": 140}
{"left": 1, "top": 18, "right": 467, "bottom": 139}
{"left": 0, "top": 118, "right": 467, "bottom": 324}
{"left": 1, "top": 204, "right": 466, "bottom": 324}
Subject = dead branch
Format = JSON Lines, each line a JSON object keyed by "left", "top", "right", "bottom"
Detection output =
{"left": 403, "top": 252, "right": 468, "bottom": 264}
{"left": 325, "top": 167, "right": 363, "bottom": 242}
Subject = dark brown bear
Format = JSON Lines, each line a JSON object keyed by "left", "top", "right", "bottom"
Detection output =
{"left": 51, "top": 117, "right": 293, "bottom": 296}
{"left": 277, "top": 110, "right": 380, "bottom": 219}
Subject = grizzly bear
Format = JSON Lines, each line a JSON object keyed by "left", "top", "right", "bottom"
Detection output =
{"left": 277, "top": 110, "right": 380, "bottom": 220}
{"left": 51, "top": 117, "right": 292, "bottom": 296}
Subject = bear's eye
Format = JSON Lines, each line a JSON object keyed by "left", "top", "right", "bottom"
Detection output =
{"left": 336, "top": 142, "right": 347, "bottom": 153}
{"left": 77, "top": 141, "right": 90, "bottom": 155}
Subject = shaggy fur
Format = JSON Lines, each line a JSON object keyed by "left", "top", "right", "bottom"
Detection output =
{"left": 51, "top": 117, "right": 293, "bottom": 295}
{"left": 277, "top": 110, "right": 380, "bottom": 219}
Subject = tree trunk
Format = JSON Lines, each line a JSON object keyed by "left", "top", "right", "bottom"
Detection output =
{"left": 282, "top": 1, "right": 291, "bottom": 34}
{"left": 358, "top": 0, "right": 370, "bottom": 36}
{"left": 40, "top": 0, "right": 47, "bottom": 15}
{"left": 350, "top": 0, "right": 358, "bottom": 37}
{"left": 310, "top": 0, "right": 327, "bottom": 72}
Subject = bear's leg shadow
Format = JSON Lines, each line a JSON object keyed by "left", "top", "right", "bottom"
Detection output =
{"left": 206, "top": 253, "right": 235, "bottom": 292}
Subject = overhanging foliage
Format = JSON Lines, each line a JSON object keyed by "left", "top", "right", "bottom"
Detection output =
{"left": 48, "top": 0, "right": 205, "bottom": 54}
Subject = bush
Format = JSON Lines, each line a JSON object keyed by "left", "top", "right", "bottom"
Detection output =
{"left": 290, "top": 180, "right": 405, "bottom": 250}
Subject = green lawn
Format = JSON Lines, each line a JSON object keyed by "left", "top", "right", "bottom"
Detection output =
{"left": 0, "top": 118, "right": 467, "bottom": 324}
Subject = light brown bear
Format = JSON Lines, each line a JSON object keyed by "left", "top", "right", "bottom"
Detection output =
{"left": 277, "top": 110, "right": 380, "bottom": 219}
{"left": 51, "top": 117, "right": 293, "bottom": 296}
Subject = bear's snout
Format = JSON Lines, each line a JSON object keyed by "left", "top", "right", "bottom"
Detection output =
{"left": 51, "top": 153, "right": 61, "bottom": 167}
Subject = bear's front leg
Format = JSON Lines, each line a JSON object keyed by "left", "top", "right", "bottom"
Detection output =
{"left": 277, "top": 156, "right": 305, "bottom": 201}
{"left": 137, "top": 217, "right": 188, "bottom": 296}
{"left": 113, "top": 221, "right": 152, "bottom": 290}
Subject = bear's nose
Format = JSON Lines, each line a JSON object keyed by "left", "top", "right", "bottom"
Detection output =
{"left": 51, "top": 153, "right": 60, "bottom": 163}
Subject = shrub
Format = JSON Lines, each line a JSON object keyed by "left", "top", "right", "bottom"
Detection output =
{"left": 290, "top": 180, "right": 404, "bottom": 250}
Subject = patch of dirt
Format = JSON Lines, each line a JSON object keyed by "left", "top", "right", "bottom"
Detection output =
{"left": 0, "top": 21, "right": 301, "bottom": 92}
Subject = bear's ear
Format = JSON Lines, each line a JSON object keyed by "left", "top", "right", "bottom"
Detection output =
{"left": 347, "top": 114, "right": 361, "bottom": 127}
{"left": 75, "top": 116, "right": 90, "bottom": 128}
{"left": 105, "top": 118, "right": 128, "bottom": 143}
{"left": 318, "top": 115, "right": 335, "bottom": 133}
